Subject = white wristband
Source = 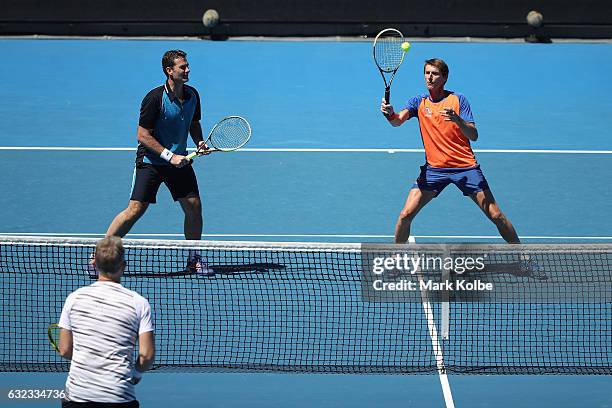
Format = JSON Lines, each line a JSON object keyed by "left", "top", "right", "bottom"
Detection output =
{"left": 160, "top": 148, "right": 173, "bottom": 162}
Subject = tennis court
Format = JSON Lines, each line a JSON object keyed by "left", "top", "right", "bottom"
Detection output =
{"left": 1, "top": 38, "right": 611, "bottom": 407}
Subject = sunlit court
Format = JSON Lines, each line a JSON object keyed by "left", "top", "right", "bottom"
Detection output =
{"left": 1, "top": 2, "right": 612, "bottom": 407}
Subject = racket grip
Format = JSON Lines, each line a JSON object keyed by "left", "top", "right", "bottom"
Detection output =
{"left": 384, "top": 88, "right": 390, "bottom": 104}
{"left": 186, "top": 152, "right": 197, "bottom": 160}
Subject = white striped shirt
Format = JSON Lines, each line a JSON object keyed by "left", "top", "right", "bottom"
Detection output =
{"left": 59, "top": 281, "right": 154, "bottom": 403}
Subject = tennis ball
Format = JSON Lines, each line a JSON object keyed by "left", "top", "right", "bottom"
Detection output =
{"left": 526, "top": 10, "right": 543, "bottom": 28}
{"left": 401, "top": 42, "right": 411, "bottom": 52}
{"left": 202, "top": 9, "right": 220, "bottom": 28}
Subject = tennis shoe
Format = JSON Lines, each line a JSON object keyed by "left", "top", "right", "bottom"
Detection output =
{"left": 519, "top": 256, "right": 548, "bottom": 281}
{"left": 85, "top": 253, "right": 98, "bottom": 278}
{"left": 186, "top": 254, "right": 214, "bottom": 276}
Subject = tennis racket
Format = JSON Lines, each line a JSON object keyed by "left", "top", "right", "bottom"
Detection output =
{"left": 48, "top": 323, "right": 60, "bottom": 353}
{"left": 373, "top": 28, "right": 409, "bottom": 103}
{"left": 187, "top": 116, "right": 251, "bottom": 160}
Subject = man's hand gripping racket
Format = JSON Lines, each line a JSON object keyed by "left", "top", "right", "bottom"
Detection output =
{"left": 187, "top": 116, "right": 252, "bottom": 160}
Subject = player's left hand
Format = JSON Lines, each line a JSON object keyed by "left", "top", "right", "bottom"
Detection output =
{"left": 440, "top": 107, "right": 460, "bottom": 123}
{"left": 196, "top": 141, "right": 211, "bottom": 156}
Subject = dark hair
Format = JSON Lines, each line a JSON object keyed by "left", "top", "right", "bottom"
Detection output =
{"left": 424, "top": 58, "right": 449, "bottom": 78}
{"left": 162, "top": 50, "right": 187, "bottom": 77}
{"left": 95, "top": 236, "right": 125, "bottom": 275}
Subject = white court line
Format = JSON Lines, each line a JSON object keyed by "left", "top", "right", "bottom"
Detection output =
{"left": 415, "top": 235, "right": 612, "bottom": 240}
{"left": 0, "top": 147, "right": 135, "bottom": 151}
{"left": 410, "top": 236, "right": 455, "bottom": 408}
{"left": 1, "top": 232, "right": 610, "bottom": 240}
{"left": 0, "top": 146, "right": 611, "bottom": 154}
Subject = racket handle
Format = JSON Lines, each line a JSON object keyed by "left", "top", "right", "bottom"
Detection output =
{"left": 384, "top": 88, "right": 390, "bottom": 104}
{"left": 186, "top": 152, "right": 197, "bottom": 160}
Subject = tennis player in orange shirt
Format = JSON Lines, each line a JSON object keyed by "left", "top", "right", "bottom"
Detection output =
{"left": 381, "top": 58, "right": 520, "bottom": 244}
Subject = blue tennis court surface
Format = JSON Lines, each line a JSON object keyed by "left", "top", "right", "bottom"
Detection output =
{"left": 1, "top": 38, "right": 611, "bottom": 407}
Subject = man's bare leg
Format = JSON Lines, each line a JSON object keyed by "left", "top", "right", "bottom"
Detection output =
{"left": 470, "top": 189, "right": 520, "bottom": 244}
{"left": 106, "top": 200, "right": 149, "bottom": 238}
{"left": 394, "top": 188, "right": 437, "bottom": 243}
{"left": 179, "top": 196, "right": 202, "bottom": 240}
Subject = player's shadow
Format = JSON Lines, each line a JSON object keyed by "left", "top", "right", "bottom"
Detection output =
{"left": 90, "top": 263, "right": 286, "bottom": 279}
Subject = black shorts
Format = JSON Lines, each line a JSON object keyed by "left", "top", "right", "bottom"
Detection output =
{"left": 130, "top": 163, "right": 199, "bottom": 204}
{"left": 62, "top": 400, "right": 139, "bottom": 407}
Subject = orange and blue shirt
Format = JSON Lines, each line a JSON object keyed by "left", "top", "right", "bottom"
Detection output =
{"left": 405, "top": 91, "right": 476, "bottom": 168}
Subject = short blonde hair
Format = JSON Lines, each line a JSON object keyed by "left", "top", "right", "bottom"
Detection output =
{"left": 95, "top": 236, "right": 125, "bottom": 275}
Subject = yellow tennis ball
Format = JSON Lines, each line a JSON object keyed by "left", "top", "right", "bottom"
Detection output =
{"left": 401, "top": 42, "right": 411, "bottom": 52}
{"left": 202, "top": 9, "right": 220, "bottom": 28}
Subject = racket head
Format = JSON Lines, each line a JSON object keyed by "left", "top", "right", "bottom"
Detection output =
{"left": 373, "top": 28, "right": 406, "bottom": 73}
{"left": 207, "top": 116, "right": 252, "bottom": 152}
{"left": 48, "top": 323, "right": 60, "bottom": 353}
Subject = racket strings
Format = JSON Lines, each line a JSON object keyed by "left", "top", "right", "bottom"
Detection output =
{"left": 374, "top": 35, "right": 404, "bottom": 72}
{"left": 210, "top": 118, "right": 251, "bottom": 150}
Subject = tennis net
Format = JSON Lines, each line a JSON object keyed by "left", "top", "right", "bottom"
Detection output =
{"left": 1, "top": 236, "right": 611, "bottom": 374}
